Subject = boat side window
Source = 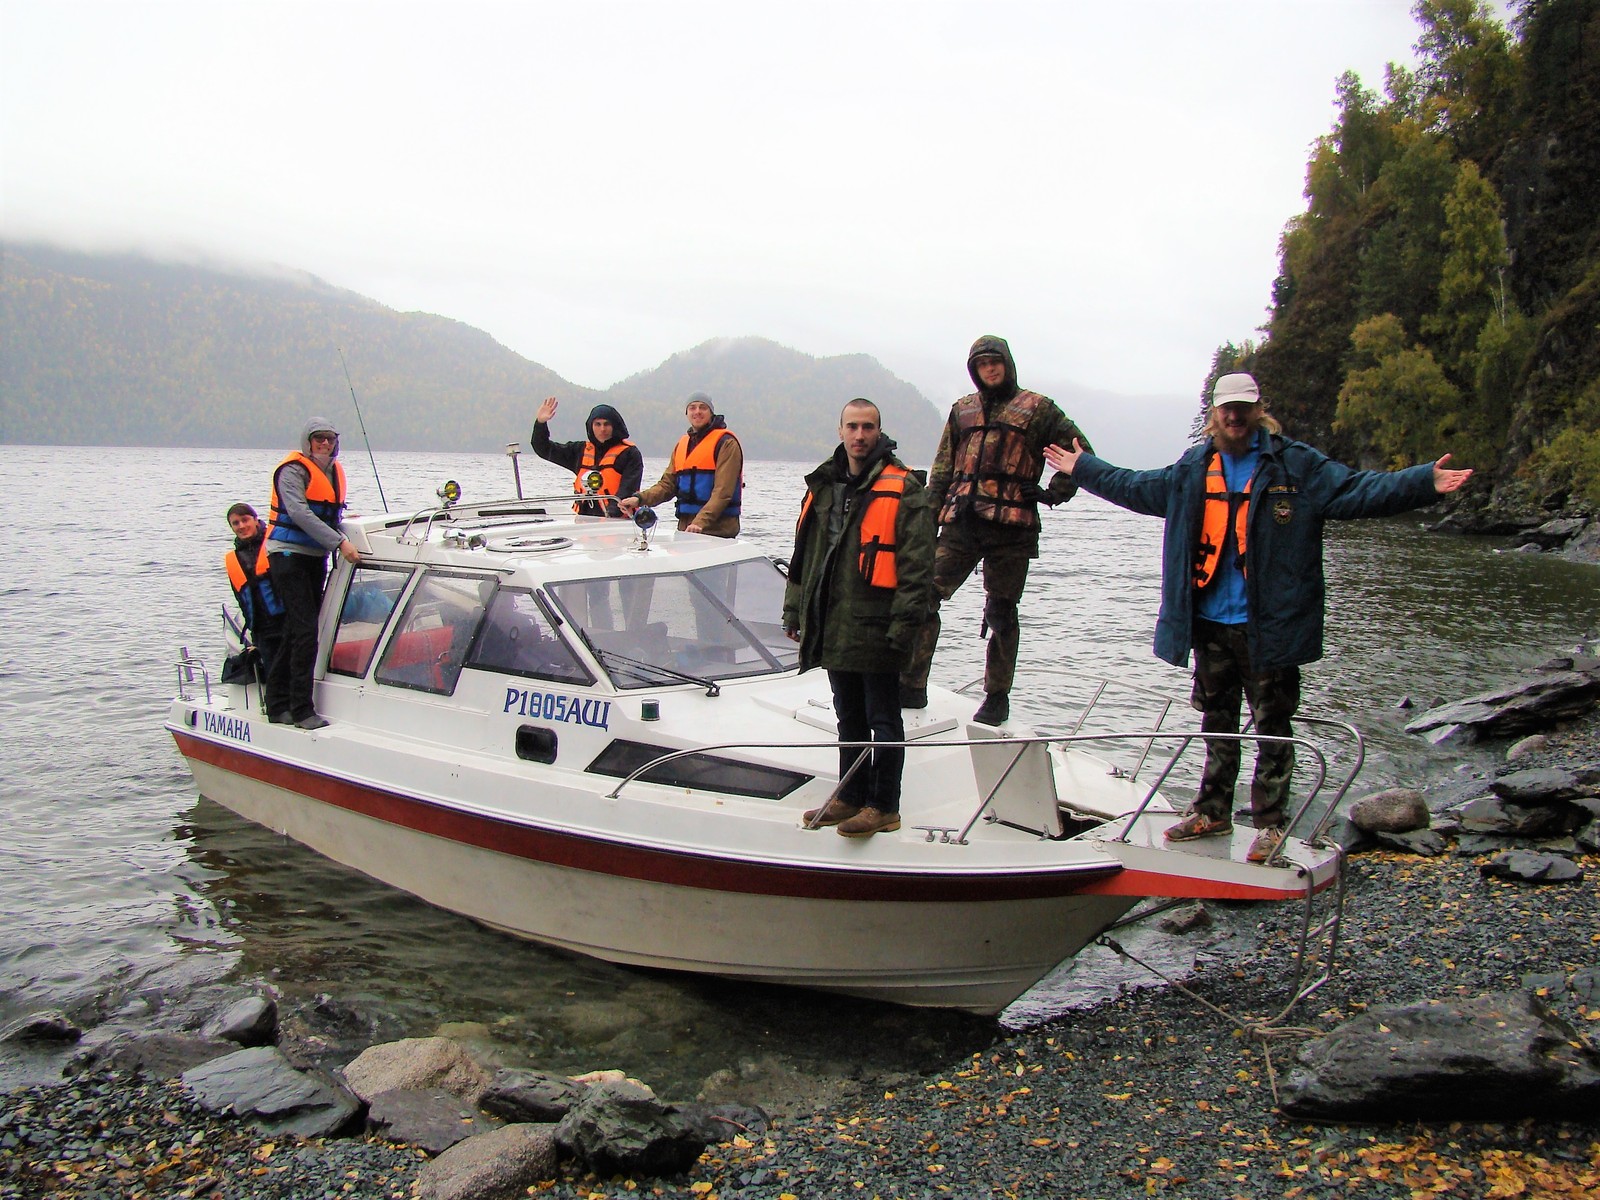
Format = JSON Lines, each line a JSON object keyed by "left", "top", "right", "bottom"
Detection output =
{"left": 375, "top": 571, "right": 496, "bottom": 695}
{"left": 464, "top": 588, "right": 593, "bottom": 686}
{"left": 328, "top": 565, "right": 412, "bottom": 678}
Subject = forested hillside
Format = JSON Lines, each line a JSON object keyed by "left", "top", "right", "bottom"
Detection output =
{"left": 1204, "top": 0, "right": 1600, "bottom": 510}
{"left": 0, "top": 245, "right": 942, "bottom": 462}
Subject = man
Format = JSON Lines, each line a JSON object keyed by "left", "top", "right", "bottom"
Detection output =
{"left": 223, "top": 502, "right": 284, "bottom": 678}
{"left": 530, "top": 397, "right": 643, "bottom": 517}
{"left": 259, "top": 418, "right": 362, "bottom": 730}
{"left": 618, "top": 393, "right": 743, "bottom": 536}
{"left": 1044, "top": 372, "right": 1472, "bottom": 862}
{"left": 902, "top": 335, "right": 1093, "bottom": 726}
{"left": 782, "top": 399, "right": 935, "bottom": 838}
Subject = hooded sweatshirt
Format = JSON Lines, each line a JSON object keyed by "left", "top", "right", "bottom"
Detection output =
{"left": 531, "top": 403, "right": 644, "bottom": 516}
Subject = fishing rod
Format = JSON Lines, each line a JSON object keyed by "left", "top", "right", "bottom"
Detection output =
{"left": 338, "top": 347, "right": 389, "bottom": 513}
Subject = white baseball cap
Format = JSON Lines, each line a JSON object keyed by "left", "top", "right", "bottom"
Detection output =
{"left": 1211, "top": 373, "right": 1261, "bottom": 406}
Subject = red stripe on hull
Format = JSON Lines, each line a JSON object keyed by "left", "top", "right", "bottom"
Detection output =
{"left": 1077, "top": 867, "right": 1334, "bottom": 902}
{"left": 171, "top": 731, "right": 1123, "bottom": 903}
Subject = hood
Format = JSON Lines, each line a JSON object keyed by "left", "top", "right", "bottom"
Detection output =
{"left": 299, "top": 417, "right": 339, "bottom": 458}
{"left": 967, "top": 335, "right": 1019, "bottom": 401}
{"left": 586, "top": 404, "right": 630, "bottom": 445}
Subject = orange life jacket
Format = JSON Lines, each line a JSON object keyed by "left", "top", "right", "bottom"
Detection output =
{"left": 1193, "top": 451, "right": 1251, "bottom": 589}
{"left": 258, "top": 452, "right": 348, "bottom": 573}
{"left": 939, "top": 390, "right": 1047, "bottom": 528}
{"left": 225, "top": 544, "right": 285, "bottom": 624}
{"left": 796, "top": 464, "right": 909, "bottom": 588}
{"left": 573, "top": 440, "right": 634, "bottom": 514}
{"left": 671, "top": 427, "right": 742, "bottom": 517}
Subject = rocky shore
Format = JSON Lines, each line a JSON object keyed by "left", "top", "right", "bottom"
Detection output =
{"left": 6, "top": 701, "right": 1600, "bottom": 1199}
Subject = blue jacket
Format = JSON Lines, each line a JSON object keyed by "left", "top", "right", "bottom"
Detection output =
{"left": 1074, "top": 434, "right": 1439, "bottom": 672}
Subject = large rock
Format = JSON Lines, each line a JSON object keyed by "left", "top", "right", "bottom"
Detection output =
{"left": 479, "top": 1068, "right": 589, "bottom": 1123}
{"left": 0, "top": 1010, "right": 81, "bottom": 1044}
{"left": 1456, "top": 795, "right": 1576, "bottom": 837}
{"left": 1519, "top": 517, "right": 1588, "bottom": 550}
{"left": 182, "top": 1045, "right": 361, "bottom": 1138}
{"left": 1491, "top": 767, "right": 1591, "bottom": 805}
{"left": 200, "top": 993, "right": 278, "bottom": 1048}
{"left": 1404, "top": 670, "right": 1600, "bottom": 745}
{"left": 341, "top": 1036, "right": 491, "bottom": 1104}
{"left": 367, "top": 1087, "right": 501, "bottom": 1155}
{"left": 1479, "top": 850, "right": 1586, "bottom": 884}
{"left": 554, "top": 1081, "right": 709, "bottom": 1177}
{"left": 1373, "top": 828, "right": 1447, "bottom": 856}
{"left": 1348, "top": 789, "right": 1429, "bottom": 833}
{"left": 415, "top": 1123, "right": 558, "bottom": 1200}
{"left": 1279, "top": 992, "right": 1600, "bottom": 1121}
{"left": 71, "top": 1031, "right": 238, "bottom": 1079}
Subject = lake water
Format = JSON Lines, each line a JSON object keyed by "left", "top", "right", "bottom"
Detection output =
{"left": 3, "top": 443, "right": 1598, "bottom": 1099}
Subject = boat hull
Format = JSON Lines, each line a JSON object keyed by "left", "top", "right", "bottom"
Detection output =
{"left": 177, "top": 734, "right": 1140, "bottom": 1014}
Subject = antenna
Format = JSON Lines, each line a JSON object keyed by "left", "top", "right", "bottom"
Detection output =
{"left": 338, "top": 348, "right": 389, "bottom": 513}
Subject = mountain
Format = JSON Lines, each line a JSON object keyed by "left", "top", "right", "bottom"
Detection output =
{"left": 605, "top": 337, "right": 944, "bottom": 465}
{"left": 0, "top": 244, "right": 943, "bottom": 463}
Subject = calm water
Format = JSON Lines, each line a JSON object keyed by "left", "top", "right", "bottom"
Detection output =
{"left": 3, "top": 444, "right": 1598, "bottom": 1096}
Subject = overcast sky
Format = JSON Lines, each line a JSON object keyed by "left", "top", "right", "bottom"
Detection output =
{"left": 2, "top": 1, "right": 1476, "bottom": 406}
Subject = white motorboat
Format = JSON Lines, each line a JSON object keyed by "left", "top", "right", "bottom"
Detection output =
{"left": 166, "top": 488, "right": 1347, "bottom": 1015}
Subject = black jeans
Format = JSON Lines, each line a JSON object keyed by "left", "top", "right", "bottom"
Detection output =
{"left": 828, "top": 670, "right": 905, "bottom": 814}
{"left": 266, "top": 551, "right": 329, "bottom": 721}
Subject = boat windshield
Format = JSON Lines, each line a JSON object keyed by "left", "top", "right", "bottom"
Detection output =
{"left": 546, "top": 557, "right": 798, "bottom": 689}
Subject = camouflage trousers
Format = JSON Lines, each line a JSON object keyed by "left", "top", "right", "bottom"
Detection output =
{"left": 1190, "top": 619, "right": 1301, "bottom": 829}
{"left": 901, "top": 519, "right": 1033, "bottom": 695}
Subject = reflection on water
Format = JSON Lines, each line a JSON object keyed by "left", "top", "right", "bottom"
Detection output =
{"left": 3, "top": 444, "right": 1599, "bottom": 1100}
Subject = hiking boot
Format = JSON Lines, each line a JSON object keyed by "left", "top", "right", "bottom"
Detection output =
{"left": 837, "top": 807, "right": 901, "bottom": 838}
{"left": 802, "top": 799, "right": 861, "bottom": 828}
{"left": 1246, "top": 826, "right": 1287, "bottom": 863}
{"left": 972, "top": 692, "right": 1009, "bottom": 726}
{"left": 1164, "top": 811, "right": 1234, "bottom": 842}
{"left": 901, "top": 686, "right": 928, "bottom": 710}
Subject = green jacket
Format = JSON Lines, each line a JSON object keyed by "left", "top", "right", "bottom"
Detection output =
{"left": 782, "top": 439, "right": 936, "bottom": 674}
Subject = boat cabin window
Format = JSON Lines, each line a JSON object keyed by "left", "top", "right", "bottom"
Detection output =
{"left": 546, "top": 558, "right": 798, "bottom": 690}
{"left": 328, "top": 566, "right": 411, "bottom": 678}
{"left": 375, "top": 571, "right": 495, "bottom": 695}
{"left": 464, "top": 588, "right": 592, "bottom": 686}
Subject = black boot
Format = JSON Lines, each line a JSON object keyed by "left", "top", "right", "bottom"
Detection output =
{"left": 972, "top": 692, "right": 1009, "bottom": 726}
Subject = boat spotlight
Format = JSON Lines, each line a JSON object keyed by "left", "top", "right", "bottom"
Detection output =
{"left": 632, "top": 504, "right": 658, "bottom": 550}
{"left": 438, "top": 479, "right": 462, "bottom": 508}
{"left": 582, "top": 469, "right": 605, "bottom": 494}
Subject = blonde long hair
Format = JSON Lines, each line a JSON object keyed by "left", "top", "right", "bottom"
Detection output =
{"left": 1202, "top": 405, "right": 1282, "bottom": 442}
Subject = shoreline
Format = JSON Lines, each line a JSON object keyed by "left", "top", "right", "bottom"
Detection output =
{"left": 5, "top": 718, "right": 1599, "bottom": 1198}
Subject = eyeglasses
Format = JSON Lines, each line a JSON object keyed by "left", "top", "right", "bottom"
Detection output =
{"left": 310, "top": 433, "right": 336, "bottom": 444}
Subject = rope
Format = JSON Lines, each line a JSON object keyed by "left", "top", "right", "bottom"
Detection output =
{"left": 1095, "top": 934, "right": 1326, "bottom": 1106}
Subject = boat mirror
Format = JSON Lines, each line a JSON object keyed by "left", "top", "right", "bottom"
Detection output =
{"left": 438, "top": 479, "right": 462, "bottom": 508}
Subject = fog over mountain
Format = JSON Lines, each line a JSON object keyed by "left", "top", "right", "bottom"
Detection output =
{"left": 2, "top": 243, "right": 1197, "bottom": 468}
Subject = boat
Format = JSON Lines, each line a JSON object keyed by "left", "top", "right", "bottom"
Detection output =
{"left": 166, "top": 484, "right": 1348, "bottom": 1015}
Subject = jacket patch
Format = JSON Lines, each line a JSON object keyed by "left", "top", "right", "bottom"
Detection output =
{"left": 1273, "top": 497, "right": 1294, "bottom": 525}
